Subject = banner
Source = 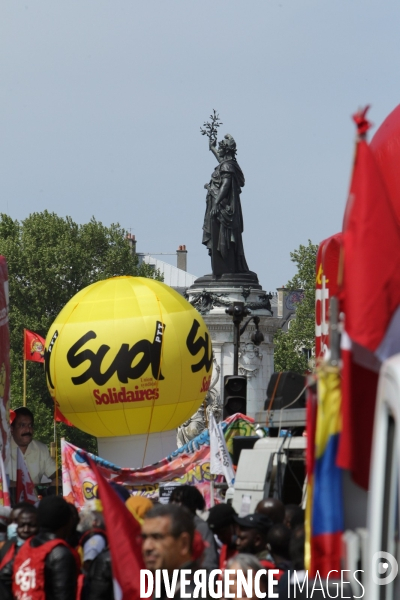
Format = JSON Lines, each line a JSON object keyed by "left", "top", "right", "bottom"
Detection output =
{"left": 16, "top": 447, "right": 38, "bottom": 504}
{"left": 0, "top": 449, "right": 10, "bottom": 507}
{"left": 0, "top": 257, "right": 10, "bottom": 467}
{"left": 62, "top": 413, "right": 257, "bottom": 508}
{"left": 209, "top": 413, "right": 235, "bottom": 485}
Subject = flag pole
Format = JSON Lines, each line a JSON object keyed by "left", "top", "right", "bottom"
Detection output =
{"left": 23, "top": 359, "right": 27, "bottom": 407}
{"left": 54, "top": 415, "right": 59, "bottom": 496}
{"left": 23, "top": 329, "right": 27, "bottom": 407}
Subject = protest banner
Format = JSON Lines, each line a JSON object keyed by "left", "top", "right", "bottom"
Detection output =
{"left": 62, "top": 413, "right": 257, "bottom": 507}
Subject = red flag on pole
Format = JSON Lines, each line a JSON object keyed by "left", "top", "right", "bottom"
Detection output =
{"left": 315, "top": 233, "right": 342, "bottom": 360}
{"left": 0, "top": 450, "right": 11, "bottom": 507}
{"left": 16, "top": 447, "right": 38, "bottom": 504}
{"left": 54, "top": 402, "right": 74, "bottom": 427}
{"left": 24, "top": 329, "right": 45, "bottom": 363}
{"left": 88, "top": 457, "right": 145, "bottom": 600}
{"left": 338, "top": 108, "right": 400, "bottom": 488}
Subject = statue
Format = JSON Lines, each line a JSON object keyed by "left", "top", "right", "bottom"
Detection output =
{"left": 176, "top": 356, "right": 221, "bottom": 447}
{"left": 200, "top": 111, "right": 250, "bottom": 279}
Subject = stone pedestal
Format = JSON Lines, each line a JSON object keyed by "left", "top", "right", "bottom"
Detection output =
{"left": 187, "top": 281, "right": 281, "bottom": 419}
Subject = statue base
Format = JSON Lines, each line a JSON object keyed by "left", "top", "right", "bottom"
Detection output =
{"left": 191, "top": 271, "right": 261, "bottom": 290}
{"left": 186, "top": 279, "right": 281, "bottom": 419}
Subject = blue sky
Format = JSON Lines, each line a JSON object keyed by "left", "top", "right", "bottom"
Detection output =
{"left": 1, "top": 1, "right": 399, "bottom": 290}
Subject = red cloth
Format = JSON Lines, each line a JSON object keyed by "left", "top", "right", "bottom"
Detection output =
{"left": 24, "top": 329, "right": 45, "bottom": 363}
{"left": 338, "top": 135, "right": 400, "bottom": 489}
{"left": 315, "top": 234, "right": 342, "bottom": 359}
{"left": 0, "top": 541, "right": 16, "bottom": 571}
{"left": 219, "top": 544, "right": 237, "bottom": 570}
{"left": 88, "top": 457, "right": 145, "bottom": 600}
{"left": 258, "top": 559, "right": 284, "bottom": 580}
{"left": 16, "top": 447, "right": 37, "bottom": 504}
{"left": 12, "top": 538, "right": 72, "bottom": 600}
{"left": 54, "top": 404, "right": 74, "bottom": 427}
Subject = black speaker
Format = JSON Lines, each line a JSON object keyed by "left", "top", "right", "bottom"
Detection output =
{"left": 223, "top": 375, "right": 247, "bottom": 418}
{"left": 265, "top": 371, "right": 306, "bottom": 410}
{"left": 232, "top": 436, "right": 259, "bottom": 466}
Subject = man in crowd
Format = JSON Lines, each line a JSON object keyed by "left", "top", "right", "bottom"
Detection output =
{"left": 169, "top": 484, "right": 218, "bottom": 571}
{"left": 10, "top": 407, "right": 56, "bottom": 487}
{"left": 283, "top": 504, "right": 304, "bottom": 531}
{"left": 0, "top": 504, "right": 38, "bottom": 600}
{"left": 234, "top": 513, "right": 273, "bottom": 564}
{"left": 266, "top": 523, "right": 292, "bottom": 571}
{"left": 255, "top": 498, "right": 285, "bottom": 524}
{"left": 235, "top": 512, "right": 285, "bottom": 581}
{"left": 77, "top": 507, "right": 107, "bottom": 574}
{"left": 12, "top": 496, "right": 78, "bottom": 600}
{"left": 207, "top": 503, "right": 237, "bottom": 569}
{"left": 141, "top": 503, "right": 197, "bottom": 599}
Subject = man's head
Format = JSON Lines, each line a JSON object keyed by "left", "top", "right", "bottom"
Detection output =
{"left": 284, "top": 504, "right": 305, "bottom": 530}
{"left": 17, "top": 506, "right": 39, "bottom": 541}
{"left": 11, "top": 407, "right": 34, "bottom": 449}
{"left": 266, "top": 523, "right": 291, "bottom": 562}
{"left": 37, "top": 496, "right": 72, "bottom": 539}
{"left": 255, "top": 498, "right": 285, "bottom": 524}
{"left": 234, "top": 513, "right": 272, "bottom": 555}
{"left": 141, "top": 503, "right": 194, "bottom": 572}
{"left": 289, "top": 525, "right": 305, "bottom": 570}
{"left": 169, "top": 485, "right": 205, "bottom": 515}
{"left": 207, "top": 503, "right": 237, "bottom": 547}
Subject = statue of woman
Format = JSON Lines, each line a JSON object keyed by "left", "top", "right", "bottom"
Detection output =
{"left": 202, "top": 134, "right": 250, "bottom": 278}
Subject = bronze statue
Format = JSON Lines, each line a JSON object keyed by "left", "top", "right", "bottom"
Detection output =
{"left": 201, "top": 113, "right": 250, "bottom": 279}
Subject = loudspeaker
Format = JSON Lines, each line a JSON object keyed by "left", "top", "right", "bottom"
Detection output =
{"left": 223, "top": 375, "right": 247, "bottom": 418}
{"left": 232, "top": 436, "right": 259, "bottom": 466}
{"left": 265, "top": 371, "right": 306, "bottom": 410}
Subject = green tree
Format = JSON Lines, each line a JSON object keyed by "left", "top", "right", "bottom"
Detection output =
{"left": 0, "top": 211, "right": 162, "bottom": 453}
{"left": 274, "top": 240, "right": 318, "bottom": 374}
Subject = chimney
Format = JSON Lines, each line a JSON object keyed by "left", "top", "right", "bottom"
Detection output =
{"left": 177, "top": 245, "right": 187, "bottom": 272}
{"left": 126, "top": 233, "right": 137, "bottom": 255}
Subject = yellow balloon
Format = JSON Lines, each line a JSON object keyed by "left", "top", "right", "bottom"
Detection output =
{"left": 45, "top": 277, "right": 213, "bottom": 437}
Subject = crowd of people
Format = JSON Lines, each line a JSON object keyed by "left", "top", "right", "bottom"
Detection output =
{"left": 0, "top": 483, "right": 305, "bottom": 600}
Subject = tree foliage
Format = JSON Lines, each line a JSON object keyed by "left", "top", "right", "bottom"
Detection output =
{"left": 274, "top": 240, "right": 318, "bottom": 374}
{"left": 0, "top": 211, "right": 162, "bottom": 453}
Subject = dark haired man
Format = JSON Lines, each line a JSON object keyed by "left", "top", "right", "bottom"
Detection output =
{"left": 0, "top": 505, "right": 38, "bottom": 600}
{"left": 141, "top": 504, "right": 201, "bottom": 600}
{"left": 169, "top": 484, "right": 218, "bottom": 571}
{"left": 10, "top": 407, "right": 56, "bottom": 487}
{"left": 142, "top": 503, "right": 195, "bottom": 573}
{"left": 12, "top": 496, "right": 78, "bottom": 600}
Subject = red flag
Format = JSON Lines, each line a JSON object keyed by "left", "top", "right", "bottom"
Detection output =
{"left": 88, "top": 457, "right": 145, "bottom": 600}
{"left": 54, "top": 402, "right": 74, "bottom": 427}
{"left": 24, "top": 329, "right": 45, "bottom": 363}
{"left": 338, "top": 112, "right": 400, "bottom": 488}
{"left": 315, "top": 233, "right": 342, "bottom": 359}
{"left": 0, "top": 450, "right": 11, "bottom": 507}
{"left": 16, "top": 447, "right": 38, "bottom": 504}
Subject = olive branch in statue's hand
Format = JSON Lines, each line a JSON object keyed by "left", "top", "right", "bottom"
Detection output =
{"left": 200, "top": 109, "right": 222, "bottom": 143}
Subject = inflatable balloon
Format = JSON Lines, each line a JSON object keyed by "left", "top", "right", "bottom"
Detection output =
{"left": 45, "top": 277, "right": 212, "bottom": 437}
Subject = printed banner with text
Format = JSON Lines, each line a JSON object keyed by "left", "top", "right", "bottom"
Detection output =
{"left": 62, "top": 413, "right": 257, "bottom": 508}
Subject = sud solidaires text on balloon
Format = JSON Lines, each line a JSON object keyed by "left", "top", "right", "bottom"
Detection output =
{"left": 93, "top": 386, "right": 160, "bottom": 405}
